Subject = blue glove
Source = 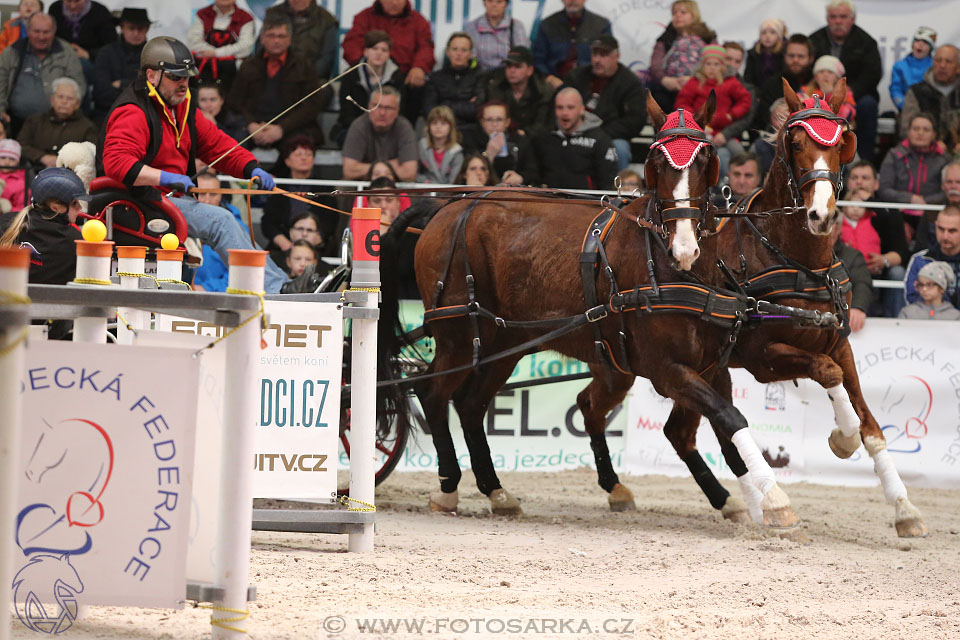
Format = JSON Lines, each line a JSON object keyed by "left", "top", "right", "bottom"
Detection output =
{"left": 252, "top": 168, "right": 275, "bottom": 191}
{"left": 159, "top": 171, "right": 196, "bottom": 192}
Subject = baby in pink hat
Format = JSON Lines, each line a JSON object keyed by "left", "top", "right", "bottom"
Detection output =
{"left": 0, "top": 139, "right": 26, "bottom": 212}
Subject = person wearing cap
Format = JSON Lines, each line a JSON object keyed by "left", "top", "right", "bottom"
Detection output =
{"left": 563, "top": 34, "right": 645, "bottom": 171}
{"left": 0, "top": 138, "right": 27, "bottom": 210}
{"left": 800, "top": 55, "right": 855, "bottom": 122}
{"left": 186, "top": 0, "right": 255, "bottom": 93}
{"left": 332, "top": 29, "right": 403, "bottom": 147}
{"left": 0, "top": 13, "right": 85, "bottom": 131}
{"left": 900, "top": 45, "right": 960, "bottom": 152}
{"left": 899, "top": 261, "right": 960, "bottom": 320}
{"left": 532, "top": 0, "right": 611, "bottom": 90}
{"left": 0, "top": 166, "right": 88, "bottom": 284}
{"left": 0, "top": 0, "right": 44, "bottom": 55}
{"left": 808, "top": 0, "right": 882, "bottom": 161}
{"left": 479, "top": 45, "right": 553, "bottom": 138}
{"left": 904, "top": 205, "right": 960, "bottom": 310}
{"left": 98, "top": 35, "right": 288, "bottom": 293}
{"left": 92, "top": 8, "right": 150, "bottom": 124}
{"left": 463, "top": 0, "right": 530, "bottom": 71}
{"left": 18, "top": 76, "right": 96, "bottom": 169}
{"left": 890, "top": 27, "right": 936, "bottom": 111}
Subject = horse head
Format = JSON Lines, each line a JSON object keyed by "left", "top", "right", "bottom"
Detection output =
{"left": 780, "top": 77, "right": 857, "bottom": 235}
{"left": 645, "top": 91, "right": 719, "bottom": 270}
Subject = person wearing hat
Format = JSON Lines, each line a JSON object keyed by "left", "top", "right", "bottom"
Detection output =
{"left": 745, "top": 18, "right": 787, "bottom": 90}
{"left": 564, "top": 34, "right": 645, "bottom": 171}
{"left": 478, "top": 45, "right": 552, "bottom": 138}
{"left": 904, "top": 205, "right": 960, "bottom": 310}
{"left": 463, "top": 0, "right": 530, "bottom": 70}
{"left": 0, "top": 138, "right": 26, "bottom": 211}
{"left": 92, "top": 8, "right": 150, "bottom": 123}
{"left": 899, "top": 261, "right": 960, "bottom": 320}
{"left": 0, "top": 0, "right": 44, "bottom": 55}
{"left": 98, "top": 35, "right": 289, "bottom": 293}
{"left": 900, "top": 44, "right": 960, "bottom": 152}
{"left": 532, "top": 0, "right": 612, "bottom": 90}
{"left": 0, "top": 166, "right": 90, "bottom": 284}
{"left": 800, "top": 55, "right": 855, "bottom": 122}
{"left": 890, "top": 27, "right": 936, "bottom": 111}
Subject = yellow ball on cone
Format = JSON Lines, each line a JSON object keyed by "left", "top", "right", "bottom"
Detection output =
{"left": 160, "top": 234, "right": 179, "bottom": 250}
{"left": 81, "top": 219, "right": 107, "bottom": 242}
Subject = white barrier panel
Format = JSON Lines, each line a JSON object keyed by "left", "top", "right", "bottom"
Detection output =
{"left": 625, "top": 319, "right": 960, "bottom": 490}
{"left": 15, "top": 341, "right": 199, "bottom": 624}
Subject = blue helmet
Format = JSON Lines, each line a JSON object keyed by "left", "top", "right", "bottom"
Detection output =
{"left": 31, "top": 168, "right": 90, "bottom": 207}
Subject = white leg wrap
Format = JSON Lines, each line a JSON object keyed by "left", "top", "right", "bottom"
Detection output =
{"left": 827, "top": 384, "right": 860, "bottom": 437}
{"left": 737, "top": 473, "right": 765, "bottom": 524}
{"left": 871, "top": 448, "right": 908, "bottom": 505}
{"left": 731, "top": 429, "right": 776, "bottom": 496}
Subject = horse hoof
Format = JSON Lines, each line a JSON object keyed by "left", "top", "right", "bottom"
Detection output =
{"left": 608, "top": 483, "right": 636, "bottom": 512}
{"left": 895, "top": 497, "right": 929, "bottom": 538}
{"left": 720, "top": 495, "right": 751, "bottom": 524}
{"left": 429, "top": 489, "right": 458, "bottom": 513}
{"left": 828, "top": 427, "right": 860, "bottom": 459}
{"left": 489, "top": 488, "right": 522, "bottom": 516}
{"left": 761, "top": 485, "right": 800, "bottom": 528}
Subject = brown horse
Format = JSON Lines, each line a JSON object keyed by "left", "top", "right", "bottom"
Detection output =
{"left": 380, "top": 97, "right": 799, "bottom": 529}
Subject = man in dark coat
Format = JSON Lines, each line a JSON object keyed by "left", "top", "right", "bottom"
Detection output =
{"left": 264, "top": 0, "right": 339, "bottom": 80}
{"left": 92, "top": 8, "right": 150, "bottom": 124}
{"left": 480, "top": 46, "right": 553, "bottom": 138}
{"left": 532, "top": 0, "right": 611, "bottom": 89}
{"left": 48, "top": 0, "right": 117, "bottom": 63}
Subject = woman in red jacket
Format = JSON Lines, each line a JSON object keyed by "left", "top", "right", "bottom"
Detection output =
{"left": 675, "top": 44, "right": 752, "bottom": 178}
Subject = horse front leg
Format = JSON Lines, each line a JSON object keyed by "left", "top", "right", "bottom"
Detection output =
{"left": 579, "top": 365, "right": 636, "bottom": 511}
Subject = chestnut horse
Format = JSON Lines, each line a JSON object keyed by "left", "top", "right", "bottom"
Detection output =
{"left": 380, "top": 98, "right": 800, "bottom": 529}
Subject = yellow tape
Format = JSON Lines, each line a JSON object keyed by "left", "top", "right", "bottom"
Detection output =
{"left": 0, "top": 289, "right": 30, "bottom": 357}
{"left": 337, "top": 495, "right": 376, "bottom": 512}
{"left": 73, "top": 277, "right": 112, "bottom": 286}
{"left": 194, "top": 603, "right": 250, "bottom": 634}
{"left": 193, "top": 288, "right": 266, "bottom": 354}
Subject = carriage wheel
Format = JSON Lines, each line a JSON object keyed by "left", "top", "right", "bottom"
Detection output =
{"left": 338, "top": 402, "right": 411, "bottom": 491}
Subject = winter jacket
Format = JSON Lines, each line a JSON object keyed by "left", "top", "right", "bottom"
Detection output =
{"left": 840, "top": 211, "right": 881, "bottom": 259}
{"left": 48, "top": 1, "right": 116, "bottom": 60}
{"left": 0, "top": 38, "right": 85, "bottom": 119}
{"left": 662, "top": 35, "right": 706, "bottom": 80}
{"left": 92, "top": 39, "right": 143, "bottom": 123}
{"left": 461, "top": 128, "right": 538, "bottom": 184}
{"left": 194, "top": 200, "right": 246, "bottom": 292}
{"left": 675, "top": 75, "right": 752, "bottom": 132}
{"left": 877, "top": 139, "right": 950, "bottom": 209}
{"left": 416, "top": 138, "right": 463, "bottom": 184}
{"left": 899, "top": 300, "right": 960, "bottom": 320}
{"left": 18, "top": 107, "right": 98, "bottom": 164}
{"left": 890, "top": 54, "right": 933, "bottom": 110}
{"left": 865, "top": 195, "right": 911, "bottom": 267}
{"left": 463, "top": 14, "right": 530, "bottom": 71}
{"left": 0, "top": 16, "right": 26, "bottom": 54}
{"left": 532, "top": 8, "right": 611, "bottom": 79}
{"left": 799, "top": 83, "right": 856, "bottom": 122}
{"left": 755, "top": 68, "right": 811, "bottom": 131}
{"left": 900, "top": 68, "right": 960, "bottom": 150}
{"left": 334, "top": 58, "right": 403, "bottom": 140}
{"left": 744, "top": 46, "right": 784, "bottom": 90}
{"left": 809, "top": 24, "right": 882, "bottom": 100}
{"left": 342, "top": 1, "right": 434, "bottom": 75}
{"left": 423, "top": 59, "right": 485, "bottom": 136}
{"left": 646, "top": 26, "right": 678, "bottom": 84}
{"left": 262, "top": 166, "right": 337, "bottom": 249}
{"left": 564, "top": 63, "right": 647, "bottom": 140}
{"left": 903, "top": 247, "right": 960, "bottom": 307}
{"left": 528, "top": 111, "right": 618, "bottom": 190}
{"left": 264, "top": 0, "right": 339, "bottom": 79}
{"left": 0, "top": 167, "right": 26, "bottom": 210}
{"left": 480, "top": 68, "right": 554, "bottom": 138}
{"left": 0, "top": 206, "right": 81, "bottom": 284}
{"left": 834, "top": 240, "right": 872, "bottom": 312}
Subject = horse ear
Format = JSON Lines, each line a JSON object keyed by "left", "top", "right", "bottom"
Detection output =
{"left": 645, "top": 158, "right": 658, "bottom": 191}
{"left": 647, "top": 91, "right": 667, "bottom": 131}
{"left": 694, "top": 90, "right": 717, "bottom": 129}
{"left": 828, "top": 77, "right": 848, "bottom": 115}
{"left": 783, "top": 77, "right": 801, "bottom": 112}
{"left": 840, "top": 129, "right": 857, "bottom": 164}
{"left": 707, "top": 151, "right": 720, "bottom": 187}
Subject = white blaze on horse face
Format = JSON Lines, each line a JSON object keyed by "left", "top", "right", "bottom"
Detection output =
{"left": 670, "top": 167, "right": 700, "bottom": 270}
{"left": 808, "top": 155, "right": 836, "bottom": 234}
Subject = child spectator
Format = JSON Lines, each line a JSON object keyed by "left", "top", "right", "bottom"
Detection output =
{"left": 615, "top": 168, "right": 642, "bottom": 192}
{"left": 0, "top": 139, "right": 27, "bottom": 211}
{"left": 192, "top": 171, "right": 247, "bottom": 292}
{"left": 801, "top": 56, "right": 856, "bottom": 122}
{"left": 196, "top": 80, "right": 245, "bottom": 144}
{"left": 417, "top": 105, "right": 463, "bottom": 184}
{"left": 647, "top": 0, "right": 715, "bottom": 112}
{"left": 269, "top": 211, "right": 322, "bottom": 274}
{"left": 0, "top": 0, "right": 43, "bottom": 54}
{"left": 899, "top": 261, "right": 960, "bottom": 319}
{"left": 839, "top": 188, "right": 881, "bottom": 260}
{"left": 890, "top": 27, "right": 936, "bottom": 111}
{"left": 353, "top": 161, "right": 411, "bottom": 211}
{"left": 186, "top": 0, "right": 255, "bottom": 92}
{"left": 751, "top": 98, "right": 789, "bottom": 174}
{"left": 457, "top": 152, "right": 498, "bottom": 186}
{"left": 744, "top": 18, "right": 787, "bottom": 90}
{"left": 285, "top": 239, "right": 317, "bottom": 277}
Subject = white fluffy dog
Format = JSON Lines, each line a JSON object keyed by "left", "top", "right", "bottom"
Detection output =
{"left": 56, "top": 141, "right": 97, "bottom": 190}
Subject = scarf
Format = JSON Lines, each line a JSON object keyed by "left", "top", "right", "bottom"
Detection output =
{"left": 62, "top": 0, "right": 92, "bottom": 41}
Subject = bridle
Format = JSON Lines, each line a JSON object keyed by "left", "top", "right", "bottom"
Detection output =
{"left": 777, "top": 95, "right": 848, "bottom": 214}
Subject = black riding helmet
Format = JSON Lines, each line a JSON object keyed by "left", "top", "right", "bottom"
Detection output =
{"left": 141, "top": 36, "right": 198, "bottom": 78}
{"left": 31, "top": 168, "right": 91, "bottom": 208}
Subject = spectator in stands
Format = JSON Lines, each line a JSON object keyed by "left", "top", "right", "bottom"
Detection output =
{"left": 49, "top": 0, "right": 116, "bottom": 64}
{"left": 840, "top": 188, "right": 881, "bottom": 261}
{"left": 755, "top": 34, "right": 813, "bottom": 131}
{"left": 647, "top": 0, "right": 714, "bottom": 112}
{"left": 463, "top": 0, "right": 530, "bottom": 71}
{"left": 676, "top": 45, "right": 752, "bottom": 177}
{"left": 532, "top": 0, "right": 611, "bottom": 90}
{"left": 480, "top": 46, "right": 553, "bottom": 138}
{"left": 916, "top": 161, "right": 960, "bottom": 252}
{"left": 423, "top": 32, "right": 484, "bottom": 140}
{"left": 342, "top": 86, "right": 417, "bottom": 182}
{"left": 0, "top": 13, "right": 85, "bottom": 132}
{"left": 750, "top": 98, "right": 788, "bottom": 175}
{"left": 726, "top": 152, "right": 761, "bottom": 199}
{"left": 18, "top": 76, "right": 95, "bottom": 169}
{"left": 0, "top": 139, "right": 27, "bottom": 210}
{"left": 192, "top": 170, "right": 247, "bottom": 292}
{"left": 228, "top": 13, "right": 327, "bottom": 149}
{"left": 745, "top": 18, "right": 786, "bottom": 90}
{"left": 890, "top": 27, "right": 936, "bottom": 112}
{"left": 186, "top": 0, "right": 255, "bottom": 92}
{"left": 904, "top": 205, "right": 960, "bottom": 308}
{"left": 723, "top": 41, "right": 744, "bottom": 77}
{"left": 528, "top": 87, "right": 617, "bottom": 190}
{"left": 899, "top": 261, "right": 960, "bottom": 320}
{"left": 417, "top": 105, "right": 463, "bottom": 184}
{"left": 800, "top": 55, "right": 855, "bottom": 122}
{"left": 564, "top": 34, "right": 646, "bottom": 171}
{"left": 832, "top": 218, "right": 870, "bottom": 332}
{"left": 723, "top": 41, "right": 758, "bottom": 147}
{"left": 268, "top": 210, "right": 323, "bottom": 270}
{"left": 196, "top": 80, "right": 244, "bottom": 144}
{"left": 809, "top": 0, "right": 881, "bottom": 161}
{"left": 92, "top": 8, "right": 149, "bottom": 124}
{"left": 263, "top": 0, "right": 338, "bottom": 82}
{"left": 285, "top": 239, "right": 317, "bottom": 277}
{"left": 352, "top": 160, "right": 412, "bottom": 212}
{"left": 457, "top": 152, "right": 497, "bottom": 186}
{"left": 462, "top": 100, "right": 535, "bottom": 186}
{"left": 879, "top": 112, "right": 950, "bottom": 236}
{"left": 615, "top": 168, "right": 642, "bottom": 192}
{"left": 333, "top": 30, "right": 402, "bottom": 147}
{"left": 342, "top": 1, "right": 434, "bottom": 124}
{"left": 0, "top": 0, "right": 43, "bottom": 54}
{"left": 368, "top": 174, "right": 402, "bottom": 232}
{"left": 900, "top": 44, "right": 960, "bottom": 153}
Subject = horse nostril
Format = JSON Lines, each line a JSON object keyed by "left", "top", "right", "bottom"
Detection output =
{"left": 808, "top": 211, "right": 818, "bottom": 221}
{"left": 693, "top": 248, "right": 700, "bottom": 259}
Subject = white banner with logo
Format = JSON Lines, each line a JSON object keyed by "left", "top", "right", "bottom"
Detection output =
{"left": 625, "top": 319, "right": 960, "bottom": 489}
{"left": 15, "top": 341, "right": 199, "bottom": 620}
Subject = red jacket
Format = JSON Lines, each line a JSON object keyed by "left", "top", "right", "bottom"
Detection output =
{"left": 841, "top": 209, "right": 881, "bottom": 258}
{"left": 102, "top": 87, "right": 256, "bottom": 187}
{"left": 342, "top": 1, "right": 434, "bottom": 74}
{"left": 675, "top": 75, "right": 752, "bottom": 132}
